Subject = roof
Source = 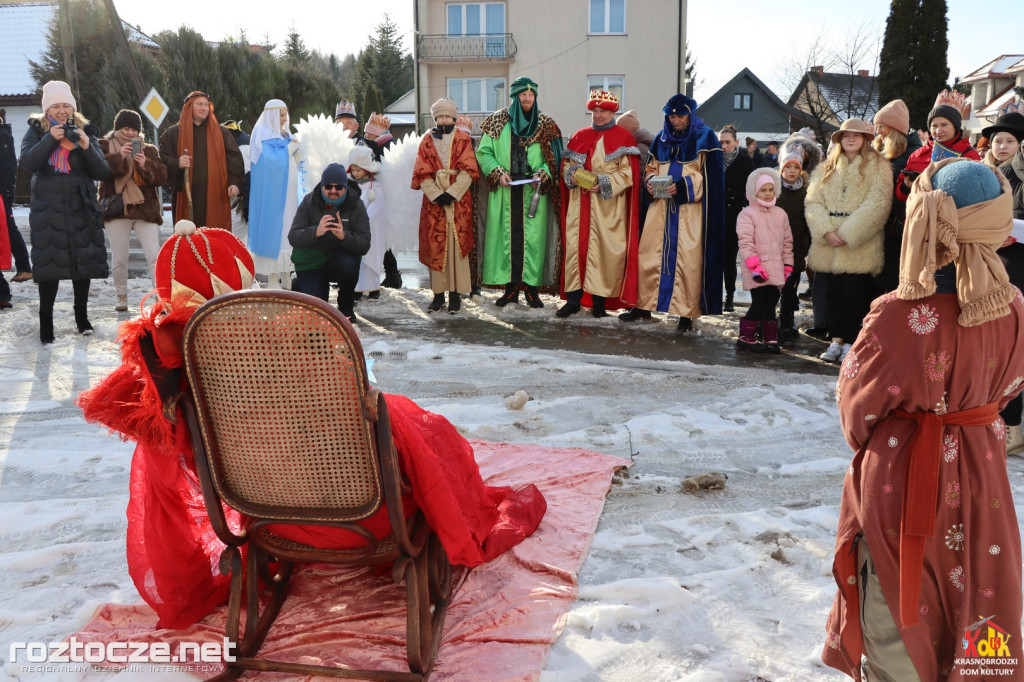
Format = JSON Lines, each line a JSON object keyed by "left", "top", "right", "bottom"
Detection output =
{"left": 976, "top": 84, "right": 1017, "bottom": 122}
{"left": 787, "top": 70, "right": 879, "bottom": 123}
{"left": 0, "top": 2, "right": 159, "bottom": 98}
{"left": 0, "top": 2, "right": 55, "bottom": 97}
{"left": 697, "top": 68, "right": 798, "bottom": 114}
{"left": 962, "top": 55, "right": 1024, "bottom": 83}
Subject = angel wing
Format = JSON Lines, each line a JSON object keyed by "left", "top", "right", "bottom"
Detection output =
{"left": 292, "top": 113, "right": 356, "bottom": 193}
{"left": 379, "top": 131, "right": 426, "bottom": 253}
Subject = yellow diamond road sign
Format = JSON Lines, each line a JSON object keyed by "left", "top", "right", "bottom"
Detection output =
{"left": 140, "top": 88, "right": 169, "bottom": 128}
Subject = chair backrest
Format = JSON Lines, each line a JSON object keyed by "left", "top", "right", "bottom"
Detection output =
{"left": 182, "top": 290, "right": 383, "bottom": 523}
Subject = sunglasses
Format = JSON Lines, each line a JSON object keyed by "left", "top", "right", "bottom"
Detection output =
{"left": 322, "top": 183, "right": 345, "bottom": 191}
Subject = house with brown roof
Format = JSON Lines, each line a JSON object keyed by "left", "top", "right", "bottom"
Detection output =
{"left": 961, "top": 54, "right": 1024, "bottom": 134}
{"left": 786, "top": 66, "right": 879, "bottom": 144}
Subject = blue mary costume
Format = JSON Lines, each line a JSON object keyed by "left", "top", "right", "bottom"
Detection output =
{"left": 632, "top": 95, "right": 724, "bottom": 319}
{"left": 247, "top": 100, "right": 299, "bottom": 286}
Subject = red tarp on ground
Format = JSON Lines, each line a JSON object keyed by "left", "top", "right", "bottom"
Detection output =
{"left": 71, "top": 440, "right": 629, "bottom": 681}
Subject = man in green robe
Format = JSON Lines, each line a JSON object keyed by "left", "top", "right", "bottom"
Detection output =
{"left": 477, "top": 77, "right": 564, "bottom": 307}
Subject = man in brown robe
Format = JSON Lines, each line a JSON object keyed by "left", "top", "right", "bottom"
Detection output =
{"left": 159, "top": 91, "right": 244, "bottom": 230}
{"left": 824, "top": 159, "right": 1024, "bottom": 681}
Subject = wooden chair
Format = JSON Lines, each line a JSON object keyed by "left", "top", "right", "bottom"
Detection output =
{"left": 180, "top": 289, "right": 451, "bottom": 680}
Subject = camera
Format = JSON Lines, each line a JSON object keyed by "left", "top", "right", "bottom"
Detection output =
{"left": 61, "top": 121, "right": 80, "bottom": 143}
{"left": 131, "top": 137, "right": 142, "bottom": 156}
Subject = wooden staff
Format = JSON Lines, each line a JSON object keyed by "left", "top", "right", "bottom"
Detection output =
{"left": 183, "top": 148, "right": 193, "bottom": 221}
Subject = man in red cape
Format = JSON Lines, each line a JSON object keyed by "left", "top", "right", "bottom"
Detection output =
{"left": 78, "top": 220, "right": 545, "bottom": 629}
{"left": 556, "top": 90, "right": 641, "bottom": 318}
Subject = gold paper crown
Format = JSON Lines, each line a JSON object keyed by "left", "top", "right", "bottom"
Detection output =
{"left": 933, "top": 89, "right": 971, "bottom": 119}
{"left": 588, "top": 90, "right": 619, "bottom": 108}
{"left": 335, "top": 100, "right": 357, "bottom": 119}
{"left": 998, "top": 97, "right": 1024, "bottom": 118}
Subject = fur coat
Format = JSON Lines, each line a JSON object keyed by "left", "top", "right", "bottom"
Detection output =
{"left": 805, "top": 153, "right": 893, "bottom": 276}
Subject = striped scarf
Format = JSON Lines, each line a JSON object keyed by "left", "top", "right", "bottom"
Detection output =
{"left": 46, "top": 116, "right": 73, "bottom": 174}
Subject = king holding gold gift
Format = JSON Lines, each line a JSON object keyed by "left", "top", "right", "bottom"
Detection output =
{"left": 557, "top": 90, "right": 642, "bottom": 318}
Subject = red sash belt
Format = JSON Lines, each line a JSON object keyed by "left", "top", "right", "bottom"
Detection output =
{"left": 893, "top": 401, "right": 1000, "bottom": 626}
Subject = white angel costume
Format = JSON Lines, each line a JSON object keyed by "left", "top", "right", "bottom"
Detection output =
{"left": 247, "top": 99, "right": 299, "bottom": 287}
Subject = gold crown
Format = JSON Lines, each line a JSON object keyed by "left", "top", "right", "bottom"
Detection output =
{"left": 933, "top": 89, "right": 971, "bottom": 119}
{"left": 588, "top": 90, "right": 619, "bottom": 107}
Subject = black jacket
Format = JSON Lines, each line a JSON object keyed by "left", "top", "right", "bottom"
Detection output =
{"left": 0, "top": 117, "right": 16, "bottom": 210}
{"left": 288, "top": 181, "right": 371, "bottom": 270}
{"left": 20, "top": 114, "right": 111, "bottom": 282}
{"left": 1002, "top": 153, "right": 1024, "bottom": 220}
{"left": 724, "top": 153, "right": 755, "bottom": 227}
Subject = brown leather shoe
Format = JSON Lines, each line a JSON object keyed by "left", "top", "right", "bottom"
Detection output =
{"left": 11, "top": 271, "right": 32, "bottom": 283}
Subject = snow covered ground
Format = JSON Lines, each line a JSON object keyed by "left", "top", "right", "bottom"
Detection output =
{"left": 2, "top": 225, "right": 1019, "bottom": 680}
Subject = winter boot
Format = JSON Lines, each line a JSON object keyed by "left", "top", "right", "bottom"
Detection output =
{"left": 723, "top": 291, "right": 734, "bottom": 313}
{"left": 448, "top": 291, "right": 462, "bottom": 314}
{"left": 618, "top": 307, "right": 652, "bottom": 322}
{"left": 736, "top": 318, "right": 762, "bottom": 352}
{"left": 495, "top": 283, "right": 519, "bottom": 307}
{"left": 590, "top": 295, "right": 607, "bottom": 318}
{"left": 778, "top": 310, "right": 798, "bottom": 344}
{"left": 762, "top": 320, "right": 781, "bottom": 354}
{"left": 677, "top": 316, "right": 693, "bottom": 332}
{"left": 39, "top": 307, "right": 54, "bottom": 344}
{"left": 524, "top": 286, "right": 544, "bottom": 308}
{"left": 427, "top": 292, "right": 445, "bottom": 313}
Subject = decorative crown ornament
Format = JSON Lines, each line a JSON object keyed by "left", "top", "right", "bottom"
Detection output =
{"left": 998, "top": 97, "right": 1024, "bottom": 118}
{"left": 933, "top": 89, "right": 971, "bottom": 120}
{"left": 335, "top": 100, "right": 357, "bottom": 119}
{"left": 363, "top": 112, "right": 391, "bottom": 137}
{"left": 587, "top": 90, "right": 619, "bottom": 111}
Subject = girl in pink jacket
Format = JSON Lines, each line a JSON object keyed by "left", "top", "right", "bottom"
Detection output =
{"left": 736, "top": 168, "right": 794, "bottom": 353}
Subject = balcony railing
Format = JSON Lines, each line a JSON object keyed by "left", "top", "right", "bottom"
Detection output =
{"left": 418, "top": 34, "right": 517, "bottom": 63}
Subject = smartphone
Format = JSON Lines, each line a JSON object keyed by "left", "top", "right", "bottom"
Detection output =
{"left": 326, "top": 204, "right": 339, "bottom": 218}
{"left": 131, "top": 137, "right": 142, "bottom": 156}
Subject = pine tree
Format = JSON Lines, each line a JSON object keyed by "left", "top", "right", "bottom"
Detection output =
{"left": 877, "top": 0, "right": 949, "bottom": 130}
{"left": 155, "top": 28, "right": 225, "bottom": 125}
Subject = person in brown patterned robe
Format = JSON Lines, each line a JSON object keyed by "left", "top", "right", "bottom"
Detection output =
{"left": 823, "top": 158, "right": 1024, "bottom": 681}
{"left": 411, "top": 98, "right": 480, "bottom": 314}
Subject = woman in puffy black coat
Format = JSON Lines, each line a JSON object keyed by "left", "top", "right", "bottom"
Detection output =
{"left": 20, "top": 81, "right": 110, "bottom": 343}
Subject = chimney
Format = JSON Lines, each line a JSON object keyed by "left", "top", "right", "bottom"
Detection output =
{"left": 810, "top": 65, "right": 824, "bottom": 76}
{"left": 857, "top": 70, "right": 870, "bottom": 77}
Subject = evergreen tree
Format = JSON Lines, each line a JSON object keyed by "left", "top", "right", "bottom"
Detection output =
{"left": 877, "top": 0, "right": 949, "bottom": 130}
{"left": 155, "top": 28, "right": 224, "bottom": 125}
{"left": 362, "top": 82, "right": 385, "bottom": 120}
{"left": 283, "top": 27, "right": 310, "bottom": 64}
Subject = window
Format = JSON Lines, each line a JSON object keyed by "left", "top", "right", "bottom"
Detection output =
{"left": 589, "top": 0, "right": 626, "bottom": 34}
{"left": 448, "top": 77, "right": 506, "bottom": 113}
{"left": 733, "top": 93, "right": 752, "bottom": 111}
{"left": 587, "top": 75, "right": 625, "bottom": 111}
{"left": 447, "top": 3, "right": 506, "bottom": 57}
{"left": 447, "top": 3, "right": 505, "bottom": 36}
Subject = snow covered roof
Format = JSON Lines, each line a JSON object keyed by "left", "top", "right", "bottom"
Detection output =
{"left": 0, "top": 2, "right": 56, "bottom": 98}
{"left": 962, "top": 55, "right": 1024, "bottom": 83}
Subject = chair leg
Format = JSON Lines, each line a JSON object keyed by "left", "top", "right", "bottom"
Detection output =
{"left": 402, "top": 533, "right": 450, "bottom": 676}
{"left": 239, "top": 549, "right": 292, "bottom": 659}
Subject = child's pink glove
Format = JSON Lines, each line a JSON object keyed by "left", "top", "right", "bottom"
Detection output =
{"left": 745, "top": 255, "right": 767, "bottom": 283}
{"left": 784, "top": 265, "right": 793, "bottom": 280}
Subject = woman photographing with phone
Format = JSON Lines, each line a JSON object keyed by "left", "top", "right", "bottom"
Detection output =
{"left": 98, "top": 109, "right": 166, "bottom": 313}
{"left": 288, "top": 163, "right": 370, "bottom": 324}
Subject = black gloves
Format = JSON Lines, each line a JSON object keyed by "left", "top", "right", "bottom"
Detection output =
{"left": 434, "top": 192, "right": 456, "bottom": 206}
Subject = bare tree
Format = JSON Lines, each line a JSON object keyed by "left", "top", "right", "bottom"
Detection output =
{"left": 778, "top": 21, "right": 882, "bottom": 144}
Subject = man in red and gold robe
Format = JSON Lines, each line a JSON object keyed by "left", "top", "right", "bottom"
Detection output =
{"left": 411, "top": 97, "right": 480, "bottom": 314}
{"left": 557, "top": 90, "right": 641, "bottom": 318}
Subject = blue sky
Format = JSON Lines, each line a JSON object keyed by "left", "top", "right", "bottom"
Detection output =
{"left": 114, "top": 0, "right": 1022, "bottom": 106}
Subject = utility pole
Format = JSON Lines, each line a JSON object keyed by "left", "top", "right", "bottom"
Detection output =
{"left": 100, "top": 0, "right": 147, "bottom": 104}
{"left": 57, "top": 0, "right": 79, "bottom": 101}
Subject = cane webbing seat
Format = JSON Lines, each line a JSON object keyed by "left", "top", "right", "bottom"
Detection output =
{"left": 181, "top": 290, "right": 451, "bottom": 681}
